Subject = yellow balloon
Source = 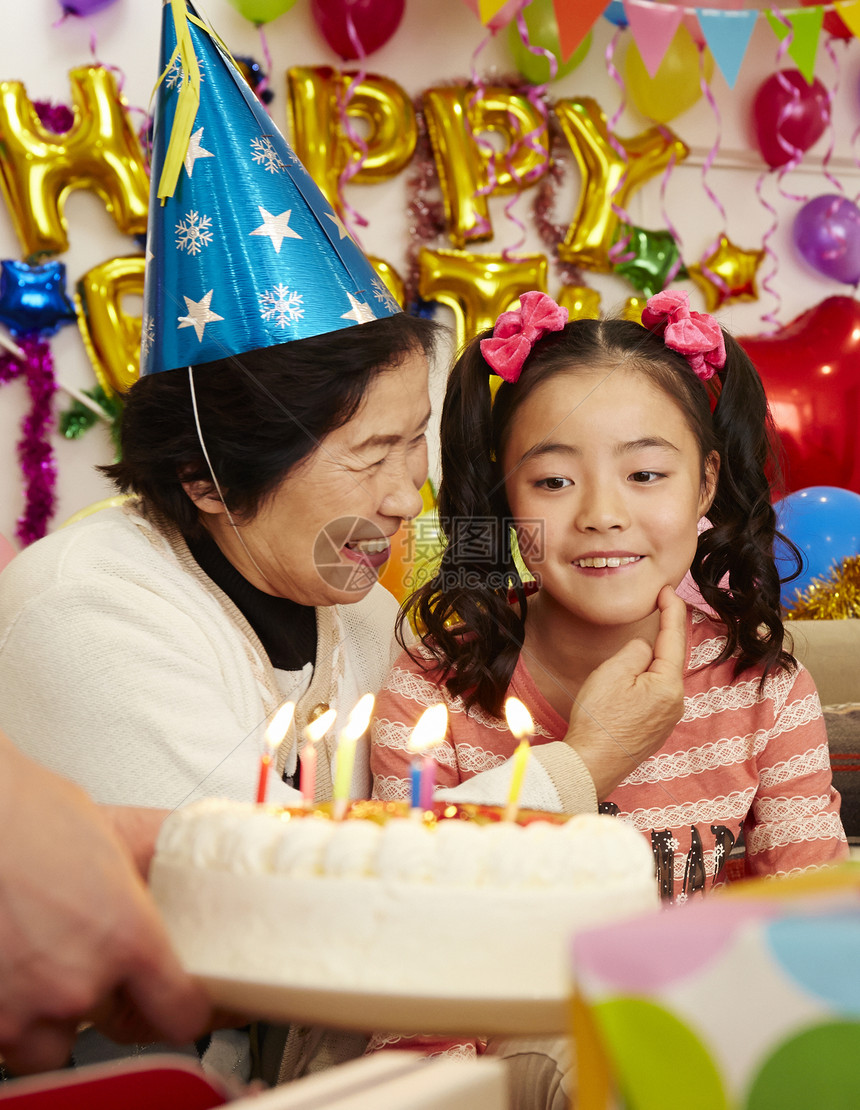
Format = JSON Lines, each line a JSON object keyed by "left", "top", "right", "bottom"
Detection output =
{"left": 558, "top": 285, "right": 601, "bottom": 321}
{"left": 75, "top": 254, "right": 145, "bottom": 396}
{"left": 624, "top": 25, "right": 715, "bottom": 125}
{"left": 287, "top": 67, "right": 416, "bottom": 216}
{"left": 0, "top": 66, "right": 149, "bottom": 259}
{"left": 554, "top": 97, "right": 688, "bottom": 272}
{"left": 418, "top": 247, "right": 547, "bottom": 350}
{"left": 423, "top": 85, "right": 549, "bottom": 249}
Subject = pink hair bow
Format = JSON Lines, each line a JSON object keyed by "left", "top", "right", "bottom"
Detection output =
{"left": 641, "top": 290, "right": 726, "bottom": 381}
{"left": 480, "top": 291, "right": 569, "bottom": 383}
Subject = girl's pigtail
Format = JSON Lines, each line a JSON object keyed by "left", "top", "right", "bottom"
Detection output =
{"left": 399, "top": 337, "right": 525, "bottom": 715}
{"left": 691, "top": 333, "right": 801, "bottom": 677}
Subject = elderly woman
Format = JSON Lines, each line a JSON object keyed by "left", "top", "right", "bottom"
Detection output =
{"left": 0, "top": 313, "right": 437, "bottom": 811}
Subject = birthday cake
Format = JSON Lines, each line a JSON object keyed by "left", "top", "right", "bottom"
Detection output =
{"left": 150, "top": 799, "right": 658, "bottom": 1000}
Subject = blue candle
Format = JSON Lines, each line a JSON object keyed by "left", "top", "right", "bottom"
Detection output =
{"left": 410, "top": 757, "right": 422, "bottom": 810}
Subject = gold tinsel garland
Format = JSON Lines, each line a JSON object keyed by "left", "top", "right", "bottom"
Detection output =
{"left": 785, "top": 556, "right": 860, "bottom": 621}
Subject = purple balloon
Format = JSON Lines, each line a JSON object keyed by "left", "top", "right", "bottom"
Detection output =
{"left": 61, "top": 0, "right": 118, "bottom": 15}
{"left": 793, "top": 194, "right": 860, "bottom": 285}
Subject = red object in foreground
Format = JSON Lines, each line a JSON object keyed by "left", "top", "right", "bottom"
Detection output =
{"left": 0, "top": 1057, "right": 228, "bottom": 1110}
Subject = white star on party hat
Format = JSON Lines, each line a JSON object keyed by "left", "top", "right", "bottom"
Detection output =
{"left": 140, "top": 0, "right": 402, "bottom": 377}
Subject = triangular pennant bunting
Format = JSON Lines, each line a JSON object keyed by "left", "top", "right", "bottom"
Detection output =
{"left": 765, "top": 6, "right": 823, "bottom": 84}
{"left": 552, "top": 0, "right": 608, "bottom": 60}
{"left": 624, "top": 0, "right": 684, "bottom": 78}
{"left": 834, "top": 0, "right": 860, "bottom": 38}
{"left": 696, "top": 8, "right": 758, "bottom": 89}
{"left": 478, "top": 0, "right": 510, "bottom": 25}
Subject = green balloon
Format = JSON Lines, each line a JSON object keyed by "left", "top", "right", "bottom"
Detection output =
{"left": 226, "top": 0, "right": 298, "bottom": 24}
{"left": 506, "top": 0, "right": 592, "bottom": 85}
{"left": 613, "top": 225, "right": 684, "bottom": 298}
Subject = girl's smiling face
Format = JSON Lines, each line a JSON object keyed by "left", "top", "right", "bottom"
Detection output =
{"left": 502, "top": 364, "right": 718, "bottom": 636}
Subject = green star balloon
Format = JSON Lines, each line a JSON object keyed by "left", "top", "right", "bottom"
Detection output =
{"left": 612, "top": 225, "right": 684, "bottom": 298}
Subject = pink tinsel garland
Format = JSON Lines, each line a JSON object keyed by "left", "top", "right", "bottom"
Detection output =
{"left": 0, "top": 338, "right": 58, "bottom": 546}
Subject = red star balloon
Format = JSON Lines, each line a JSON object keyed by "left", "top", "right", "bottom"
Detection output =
{"left": 739, "top": 296, "right": 860, "bottom": 495}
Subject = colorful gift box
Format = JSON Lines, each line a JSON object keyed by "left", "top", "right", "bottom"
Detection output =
{"left": 571, "top": 862, "right": 860, "bottom": 1110}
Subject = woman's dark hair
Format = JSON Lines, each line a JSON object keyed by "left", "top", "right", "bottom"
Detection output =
{"left": 103, "top": 313, "right": 440, "bottom": 537}
{"left": 401, "top": 315, "right": 802, "bottom": 717}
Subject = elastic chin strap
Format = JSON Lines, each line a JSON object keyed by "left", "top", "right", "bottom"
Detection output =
{"left": 187, "top": 364, "right": 272, "bottom": 589}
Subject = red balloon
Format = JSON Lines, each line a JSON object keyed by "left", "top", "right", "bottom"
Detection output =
{"left": 752, "top": 70, "right": 830, "bottom": 169}
{"left": 310, "top": 0, "right": 405, "bottom": 59}
{"left": 801, "top": 0, "right": 852, "bottom": 41}
{"left": 739, "top": 297, "right": 860, "bottom": 496}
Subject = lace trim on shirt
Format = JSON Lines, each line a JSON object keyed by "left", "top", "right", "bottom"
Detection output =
{"left": 383, "top": 666, "right": 553, "bottom": 737}
{"left": 746, "top": 811, "right": 846, "bottom": 854}
{"left": 623, "top": 695, "right": 824, "bottom": 785}
{"left": 621, "top": 788, "right": 755, "bottom": 830}
{"left": 753, "top": 793, "right": 834, "bottom": 822}
{"left": 757, "top": 745, "right": 831, "bottom": 788}
{"left": 681, "top": 667, "right": 796, "bottom": 722}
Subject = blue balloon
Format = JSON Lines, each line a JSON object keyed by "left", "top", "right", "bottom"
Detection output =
{"left": 602, "top": 1, "right": 628, "bottom": 28}
{"left": 0, "top": 259, "right": 76, "bottom": 338}
{"left": 774, "top": 486, "right": 860, "bottom": 607}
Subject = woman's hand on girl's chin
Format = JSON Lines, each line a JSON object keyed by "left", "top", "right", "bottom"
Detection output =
{"left": 563, "top": 586, "right": 687, "bottom": 800}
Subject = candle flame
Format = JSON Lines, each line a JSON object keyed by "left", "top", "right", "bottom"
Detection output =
{"left": 305, "top": 706, "right": 337, "bottom": 745}
{"left": 343, "top": 692, "right": 375, "bottom": 742}
{"left": 264, "top": 700, "right": 295, "bottom": 751}
{"left": 407, "top": 703, "right": 448, "bottom": 753}
{"left": 504, "top": 696, "right": 534, "bottom": 740}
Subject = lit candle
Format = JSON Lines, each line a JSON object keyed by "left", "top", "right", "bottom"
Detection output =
{"left": 333, "top": 693, "right": 375, "bottom": 819}
{"left": 407, "top": 703, "right": 448, "bottom": 813}
{"left": 301, "top": 707, "right": 336, "bottom": 809}
{"left": 503, "top": 696, "right": 534, "bottom": 822}
{"left": 256, "top": 700, "right": 296, "bottom": 805}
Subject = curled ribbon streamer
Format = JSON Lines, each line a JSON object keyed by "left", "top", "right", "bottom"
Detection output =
{"left": 755, "top": 169, "right": 783, "bottom": 332}
{"left": 820, "top": 36, "right": 844, "bottom": 194}
{"left": 466, "top": 31, "right": 498, "bottom": 240}
{"left": 0, "top": 338, "right": 57, "bottom": 547}
{"left": 697, "top": 45, "right": 726, "bottom": 227}
{"left": 335, "top": 12, "right": 371, "bottom": 243}
{"left": 771, "top": 13, "right": 809, "bottom": 204}
{"left": 501, "top": 11, "right": 557, "bottom": 258}
{"left": 605, "top": 33, "right": 633, "bottom": 266}
{"left": 256, "top": 25, "right": 273, "bottom": 109}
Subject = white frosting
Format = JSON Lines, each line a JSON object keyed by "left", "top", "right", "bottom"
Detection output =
{"left": 150, "top": 800, "right": 660, "bottom": 1000}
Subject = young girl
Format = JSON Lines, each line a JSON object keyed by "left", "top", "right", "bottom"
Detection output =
{"left": 371, "top": 290, "right": 847, "bottom": 899}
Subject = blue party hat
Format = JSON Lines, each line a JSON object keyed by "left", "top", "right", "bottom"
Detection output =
{"left": 140, "top": 0, "right": 401, "bottom": 377}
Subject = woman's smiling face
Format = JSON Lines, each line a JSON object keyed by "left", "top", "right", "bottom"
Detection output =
{"left": 502, "top": 363, "right": 718, "bottom": 635}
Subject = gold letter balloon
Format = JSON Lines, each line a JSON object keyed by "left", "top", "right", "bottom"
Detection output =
{"left": 418, "top": 247, "right": 547, "bottom": 349}
{"left": 423, "top": 85, "right": 549, "bottom": 249}
{"left": 554, "top": 97, "right": 688, "bottom": 272}
{"left": 0, "top": 66, "right": 149, "bottom": 258}
{"left": 75, "top": 255, "right": 145, "bottom": 396}
{"left": 287, "top": 66, "right": 416, "bottom": 215}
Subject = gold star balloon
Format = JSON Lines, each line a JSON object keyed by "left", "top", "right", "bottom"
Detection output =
{"left": 688, "top": 234, "right": 764, "bottom": 312}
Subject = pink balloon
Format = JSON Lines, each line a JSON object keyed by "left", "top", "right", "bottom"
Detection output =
{"left": 752, "top": 70, "right": 830, "bottom": 170}
{"left": 0, "top": 533, "right": 17, "bottom": 574}
{"left": 310, "top": 0, "right": 405, "bottom": 59}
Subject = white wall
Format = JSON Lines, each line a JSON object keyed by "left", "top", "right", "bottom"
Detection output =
{"left": 1, "top": 0, "right": 858, "bottom": 547}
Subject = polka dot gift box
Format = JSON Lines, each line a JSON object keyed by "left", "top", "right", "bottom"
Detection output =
{"left": 571, "top": 863, "right": 860, "bottom": 1110}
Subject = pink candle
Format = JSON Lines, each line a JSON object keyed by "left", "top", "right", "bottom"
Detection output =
{"left": 299, "top": 742, "right": 317, "bottom": 807}
{"left": 419, "top": 751, "right": 436, "bottom": 811}
{"left": 255, "top": 752, "right": 272, "bottom": 804}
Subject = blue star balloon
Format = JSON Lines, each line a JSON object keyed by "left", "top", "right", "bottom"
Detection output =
{"left": 141, "top": 0, "right": 401, "bottom": 377}
{"left": 0, "top": 259, "right": 77, "bottom": 337}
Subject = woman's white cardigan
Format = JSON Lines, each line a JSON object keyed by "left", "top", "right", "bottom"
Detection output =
{"left": 0, "top": 502, "right": 400, "bottom": 809}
